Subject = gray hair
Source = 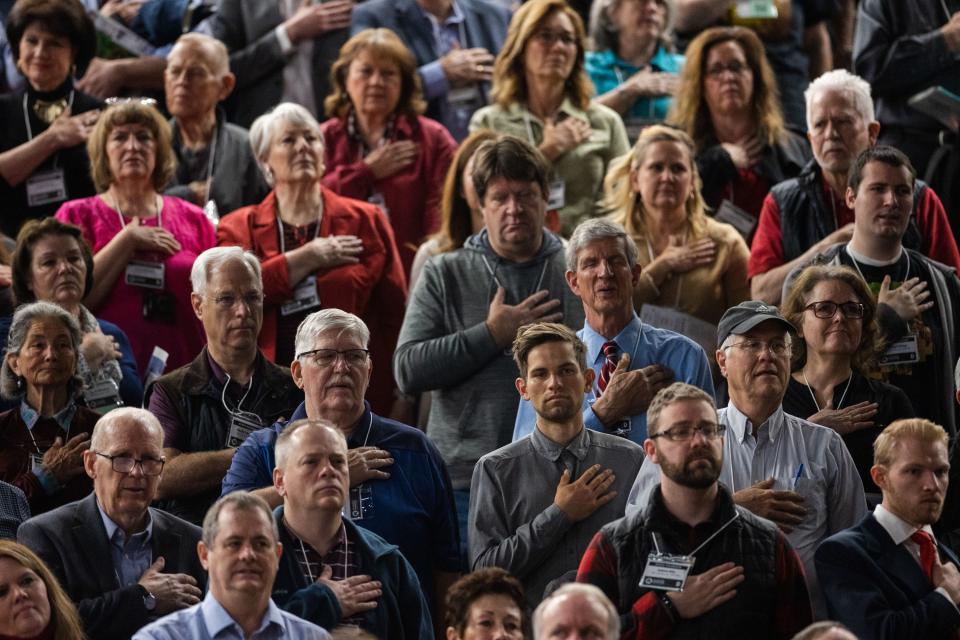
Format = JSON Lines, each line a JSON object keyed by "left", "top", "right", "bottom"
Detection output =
{"left": 90, "top": 407, "right": 163, "bottom": 452}
{"left": 170, "top": 33, "right": 230, "bottom": 78}
{"left": 1, "top": 302, "right": 83, "bottom": 400}
{"left": 249, "top": 102, "right": 323, "bottom": 186}
{"left": 533, "top": 583, "right": 619, "bottom": 640}
{"left": 190, "top": 246, "right": 262, "bottom": 295}
{"left": 275, "top": 419, "right": 345, "bottom": 471}
{"left": 804, "top": 69, "right": 875, "bottom": 132}
{"left": 202, "top": 491, "right": 279, "bottom": 547}
{"left": 566, "top": 218, "right": 639, "bottom": 271}
{"left": 588, "top": 0, "right": 675, "bottom": 53}
{"left": 294, "top": 309, "right": 370, "bottom": 359}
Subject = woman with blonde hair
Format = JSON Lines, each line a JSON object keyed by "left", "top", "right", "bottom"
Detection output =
{"left": 605, "top": 124, "right": 749, "bottom": 326}
{"left": 470, "top": 0, "right": 629, "bottom": 235}
{"left": 668, "top": 26, "right": 809, "bottom": 229}
{"left": 0, "top": 540, "right": 85, "bottom": 639}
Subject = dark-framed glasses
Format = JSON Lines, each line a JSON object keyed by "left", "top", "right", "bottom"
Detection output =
{"left": 296, "top": 348, "right": 370, "bottom": 368}
{"left": 650, "top": 423, "right": 726, "bottom": 442}
{"left": 804, "top": 300, "right": 865, "bottom": 319}
{"left": 95, "top": 452, "right": 165, "bottom": 476}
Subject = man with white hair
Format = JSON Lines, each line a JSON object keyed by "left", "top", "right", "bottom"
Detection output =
{"left": 19, "top": 408, "right": 207, "bottom": 639}
{"left": 164, "top": 33, "right": 268, "bottom": 216}
{"left": 146, "top": 247, "right": 302, "bottom": 525}
{"left": 222, "top": 308, "right": 461, "bottom": 622}
{"left": 533, "top": 583, "right": 619, "bottom": 640}
{"left": 749, "top": 69, "right": 960, "bottom": 304}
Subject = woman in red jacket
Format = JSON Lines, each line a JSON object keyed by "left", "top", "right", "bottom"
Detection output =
{"left": 217, "top": 102, "right": 407, "bottom": 415}
{"left": 320, "top": 28, "right": 457, "bottom": 275}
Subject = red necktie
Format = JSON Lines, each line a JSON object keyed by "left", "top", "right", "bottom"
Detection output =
{"left": 597, "top": 341, "right": 618, "bottom": 396}
{"left": 911, "top": 530, "right": 937, "bottom": 582}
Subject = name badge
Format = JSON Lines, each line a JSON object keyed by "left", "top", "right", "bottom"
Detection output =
{"left": 26, "top": 169, "right": 67, "bottom": 207}
{"left": 547, "top": 179, "right": 566, "bottom": 210}
{"left": 30, "top": 452, "right": 44, "bottom": 475}
{"left": 203, "top": 199, "right": 220, "bottom": 226}
{"left": 83, "top": 379, "right": 122, "bottom": 414}
{"left": 125, "top": 260, "right": 165, "bottom": 289}
{"left": 608, "top": 419, "right": 632, "bottom": 439}
{"left": 714, "top": 199, "right": 757, "bottom": 240}
{"left": 368, "top": 192, "right": 390, "bottom": 218}
{"left": 226, "top": 412, "right": 261, "bottom": 448}
{"left": 879, "top": 333, "right": 920, "bottom": 365}
{"left": 640, "top": 553, "right": 694, "bottom": 591}
{"left": 734, "top": 0, "right": 778, "bottom": 19}
{"left": 348, "top": 483, "right": 374, "bottom": 521}
{"left": 280, "top": 275, "right": 320, "bottom": 316}
{"left": 448, "top": 85, "right": 482, "bottom": 107}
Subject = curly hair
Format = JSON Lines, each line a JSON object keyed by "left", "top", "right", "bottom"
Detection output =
{"left": 781, "top": 264, "right": 884, "bottom": 372}
{"left": 667, "top": 26, "right": 785, "bottom": 150}
{"left": 444, "top": 568, "right": 528, "bottom": 637}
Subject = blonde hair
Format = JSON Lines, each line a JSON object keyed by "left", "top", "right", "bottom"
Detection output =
{"left": 491, "top": 0, "right": 593, "bottom": 111}
{"left": 667, "top": 26, "right": 785, "bottom": 150}
{"left": 604, "top": 124, "right": 707, "bottom": 239}
{"left": 87, "top": 102, "right": 175, "bottom": 192}
{"left": 874, "top": 419, "right": 948, "bottom": 468}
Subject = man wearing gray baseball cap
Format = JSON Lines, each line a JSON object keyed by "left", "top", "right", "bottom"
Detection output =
{"left": 627, "top": 300, "right": 866, "bottom": 618}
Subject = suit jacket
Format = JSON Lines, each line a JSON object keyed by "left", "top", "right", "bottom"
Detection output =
{"left": 351, "top": 0, "right": 510, "bottom": 128}
{"left": 210, "top": 0, "right": 347, "bottom": 127}
{"left": 815, "top": 513, "right": 960, "bottom": 640}
{"left": 17, "top": 493, "right": 206, "bottom": 640}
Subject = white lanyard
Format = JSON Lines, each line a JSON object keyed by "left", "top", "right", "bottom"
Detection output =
{"left": 221, "top": 371, "right": 254, "bottom": 417}
{"left": 204, "top": 125, "right": 218, "bottom": 195}
{"left": 22, "top": 91, "right": 75, "bottom": 141}
{"left": 651, "top": 511, "right": 740, "bottom": 557}
{"left": 276, "top": 212, "right": 322, "bottom": 254}
{"left": 114, "top": 195, "right": 163, "bottom": 230}
{"left": 846, "top": 245, "right": 911, "bottom": 285}
{"left": 802, "top": 371, "right": 852, "bottom": 412}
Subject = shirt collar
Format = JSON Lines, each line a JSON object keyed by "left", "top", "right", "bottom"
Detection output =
{"left": 414, "top": 0, "right": 464, "bottom": 28}
{"left": 20, "top": 398, "right": 77, "bottom": 433}
{"left": 874, "top": 504, "right": 937, "bottom": 546}
{"left": 724, "top": 401, "right": 785, "bottom": 444}
{"left": 506, "top": 97, "right": 588, "bottom": 125}
{"left": 96, "top": 497, "right": 153, "bottom": 544}
{"left": 529, "top": 424, "right": 590, "bottom": 462}
{"left": 581, "top": 313, "right": 643, "bottom": 366}
{"left": 201, "top": 591, "right": 285, "bottom": 637}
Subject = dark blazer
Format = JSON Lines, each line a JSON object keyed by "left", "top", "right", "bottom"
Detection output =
{"left": 351, "top": 0, "right": 510, "bottom": 125}
{"left": 815, "top": 513, "right": 960, "bottom": 640}
{"left": 17, "top": 493, "right": 206, "bottom": 640}
{"left": 210, "top": 0, "right": 348, "bottom": 127}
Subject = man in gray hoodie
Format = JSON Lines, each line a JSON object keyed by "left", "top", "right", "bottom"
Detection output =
{"left": 394, "top": 136, "right": 585, "bottom": 547}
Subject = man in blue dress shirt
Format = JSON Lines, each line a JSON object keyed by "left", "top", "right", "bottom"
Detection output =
{"left": 514, "top": 218, "right": 714, "bottom": 445}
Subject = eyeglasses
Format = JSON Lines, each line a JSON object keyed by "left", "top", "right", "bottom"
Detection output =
{"left": 296, "top": 348, "right": 370, "bottom": 367}
{"left": 650, "top": 423, "right": 726, "bottom": 441}
{"left": 705, "top": 61, "right": 749, "bottom": 78}
{"left": 95, "top": 452, "right": 165, "bottom": 476}
{"left": 209, "top": 292, "right": 264, "bottom": 310}
{"left": 804, "top": 301, "right": 865, "bottom": 319}
{"left": 726, "top": 338, "right": 791, "bottom": 357}
{"left": 531, "top": 30, "right": 578, "bottom": 47}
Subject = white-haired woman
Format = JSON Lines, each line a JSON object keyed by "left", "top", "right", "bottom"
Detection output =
{"left": 0, "top": 302, "right": 100, "bottom": 515}
{"left": 586, "top": 0, "right": 682, "bottom": 135}
{"left": 217, "top": 103, "right": 407, "bottom": 415}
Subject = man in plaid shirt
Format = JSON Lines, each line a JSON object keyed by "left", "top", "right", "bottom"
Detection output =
{"left": 576, "top": 383, "right": 812, "bottom": 639}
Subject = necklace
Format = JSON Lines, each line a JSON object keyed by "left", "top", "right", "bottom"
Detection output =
{"left": 801, "top": 370, "right": 852, "bottom": 412}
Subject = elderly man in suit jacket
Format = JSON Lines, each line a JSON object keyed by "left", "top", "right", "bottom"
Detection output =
{"left": 816, "top": 418, "right": 960, "bottom": 640}
{"left": 18, "top": 408, "right": 206, "bottom": 640}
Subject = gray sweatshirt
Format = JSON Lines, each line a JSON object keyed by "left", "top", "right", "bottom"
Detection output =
{"left": 394, "top": 230, "right": 586, "bottom": 488}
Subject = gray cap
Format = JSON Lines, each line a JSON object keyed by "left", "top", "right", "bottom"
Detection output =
{"left": 717, "top": 301, "right": 796, "bottom": 345}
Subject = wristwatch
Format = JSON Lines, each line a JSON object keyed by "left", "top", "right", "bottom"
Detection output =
{"left": 138, "top": 584, "right": 157, "bottom": 612}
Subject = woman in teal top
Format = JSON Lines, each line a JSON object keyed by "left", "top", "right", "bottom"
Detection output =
{"left": 586, "top": 0, "right": 683, "bottom": 136}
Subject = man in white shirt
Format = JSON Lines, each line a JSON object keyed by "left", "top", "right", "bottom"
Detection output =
{"left": 816, "top": 418, "right": 960, "bottom": 640}
{"left": 627, "top": 300, "right": 866, "bottom": 616}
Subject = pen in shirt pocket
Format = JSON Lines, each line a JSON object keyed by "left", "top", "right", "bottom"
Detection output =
{"left": 793, "top": 463, "right": 805, "bottom": 490}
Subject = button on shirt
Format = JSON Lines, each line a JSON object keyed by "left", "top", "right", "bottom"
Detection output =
{"left": 131, "top": 591, "right": 331, "bottom": 639}
{"left": 97, "top": 500, "right": 153, "bottom": 587}
{"left": 513, "top": 314, "right": 714, "bottom": 445}
{"left": 873, "top": 504, "right": 960, "bottom": 613}
{"left": 470, "top": 425, "right": 644, "bottom": 605}
{"left": 626, "top": 402, "right": 866, "bottom": 616}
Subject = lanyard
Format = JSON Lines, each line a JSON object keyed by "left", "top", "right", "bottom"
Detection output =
{"left": 651, "top": 511, "right": 740, "bottom": 558}
{"left": 846, "top": 244, "right": 911, "bottom": 285}
{"left": 481, "top": 255, "right": 549, "bottom": 299}
{"left": 204, "top": 124, "right": 218, "bottom": 195}
{"left": 802, "top": 371, "right": 852, "bottom": 412}
{"left": 22, "top": 91, "right": 74, "bottom": 141}
{"left": 114, "top": 195, "right": 163, "bottom": 230}
{"left": 221, "top": 371, "right": 255, "bottom": 418}
{"left": 276, "top": 212, "right": 323, "bottom": 254}
{"left": 296, "top": 523, "right": 348, "bottom": 582}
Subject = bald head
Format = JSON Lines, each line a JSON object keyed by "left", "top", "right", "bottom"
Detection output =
{"left": 90, "top": 407, "right": 163, "bottom": 451}
{"left": 274, "top": 419, "right": 346, "bottom": 471}
{"left": 534, "top": 584, "right": 619, "bottom": 640}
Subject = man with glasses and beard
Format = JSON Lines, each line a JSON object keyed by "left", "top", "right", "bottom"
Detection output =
{"left": 469, "top": 322, "right": 644, "bottom": 605}
{"left": 577, "top": 383, "right": 812, "bottom": 639}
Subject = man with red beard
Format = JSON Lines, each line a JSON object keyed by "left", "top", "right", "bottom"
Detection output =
{"left": 577, "top": 382, "right": 811, "bottom": 639}
{"left": 816, "top": 419, "right": 960, "bottom": 639}
{"left": 469, "top": 322, "right": 644, "bottom": 606}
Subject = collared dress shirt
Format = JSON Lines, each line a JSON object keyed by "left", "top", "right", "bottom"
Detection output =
{"left": 97, "top": 499, "right": 154, "bottom": 588}
{"left": 470, "top": 425, "right": 644, "bottom": 605}
{"left": 132, "top": 591, "right": 331, "bottom": 639}
{"left": 627, "top": 402, "right": 867, "bottom": 616}
{"left": 514, "top": 314, "right": 714, "bottom": 445}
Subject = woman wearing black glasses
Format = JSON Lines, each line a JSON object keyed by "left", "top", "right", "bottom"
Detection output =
{"left": 0, "top": 302, "right": 99, "bottom": 516}
{"left": 781, "top": 264, "right": 914, "bottom": 495}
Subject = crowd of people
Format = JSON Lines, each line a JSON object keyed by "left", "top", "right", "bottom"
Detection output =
{"left": 0, "top": 0, "right": 957, "bottom": 638}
